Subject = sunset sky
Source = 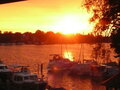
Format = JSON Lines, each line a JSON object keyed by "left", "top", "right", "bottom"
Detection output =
{"left": 0, "top": 0, "right": 94, "bottom": 34}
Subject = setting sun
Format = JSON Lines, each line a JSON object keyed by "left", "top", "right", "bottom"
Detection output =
{"left": 52, "top": 14, "right": 94, "bottom": 34}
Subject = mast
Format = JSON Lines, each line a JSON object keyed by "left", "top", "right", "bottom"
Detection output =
{"left": 78, "top": 32, "right": 84, "bottom": 63}
{"left": 61, "top": 44, "right": 63, "bottom": 57}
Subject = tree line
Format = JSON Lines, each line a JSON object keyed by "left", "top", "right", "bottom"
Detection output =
{"left": 0, "top": 30, "right": 110, "bottom": 45}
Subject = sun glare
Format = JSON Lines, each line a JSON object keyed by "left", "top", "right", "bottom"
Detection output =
{"left": 64, "top": 51, "right": 74, "bottom": 61}
{"left": 53, "top": 14, "right": 94, "bottom": 34}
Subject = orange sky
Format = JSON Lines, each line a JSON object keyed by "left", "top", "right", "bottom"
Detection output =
{"left": 0, "top": 0, "right": 94, "bottom": 34}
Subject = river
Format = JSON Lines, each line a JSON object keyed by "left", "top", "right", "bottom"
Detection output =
{"left": 0, "top": 44, "right": 117, "bottom": 90}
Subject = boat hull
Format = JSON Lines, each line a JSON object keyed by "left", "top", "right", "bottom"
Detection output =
{"left": 0, "top": 80, "right": 47, "bottom": 90}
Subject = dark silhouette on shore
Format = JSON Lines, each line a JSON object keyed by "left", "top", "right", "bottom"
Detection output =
{"left": 0, "top": 30, "right": 110, "bottom": 45}
{"left": 84, "top": 0, "right": 120, "bottom": 57}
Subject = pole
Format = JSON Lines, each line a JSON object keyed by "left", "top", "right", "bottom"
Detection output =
{"left": 40, "top": 63, "right": 44, "bottom": 79}
{"left": 38, "top": 64, "right": 40, "bottom": 77}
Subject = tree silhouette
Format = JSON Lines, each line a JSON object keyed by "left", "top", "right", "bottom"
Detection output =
{"left": 13, "top": 32, "right": 23, "bottom": 43}
{"left": 33, "top": 30, "right": 45, "bottom": 44}
{"left": 0, "top": 30, "right": 110, "bottom": 44}
{"left": 84, "top": 0, "right": 120, "bottom": 57}
{"left": 1, "top": 31, "right": 13, "bottom": 43}
{"left": 23, "top": 32, "right": 33, "bottom": 44}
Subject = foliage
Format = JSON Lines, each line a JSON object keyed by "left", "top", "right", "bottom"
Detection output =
{"left": 91, "top": 43, "right": 111, "bottom": 63}
{"left": 84, "top": 0, "right": 120, "bottom": 56}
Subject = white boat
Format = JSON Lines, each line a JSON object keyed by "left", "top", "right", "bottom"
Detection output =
{"left": 0, "top": 60, "right": 12, "bottom": 73}
{"left": 47, "top": 54, "right": 76, "bottom": 72}
{"left": 47, "top": 54, "right": 99, "bottom": 77}
{"left": 9, "top": 64, "right": 47, "bottom": 90}
{"left": 0, "top": 60, "right": 12, "bottom": 82}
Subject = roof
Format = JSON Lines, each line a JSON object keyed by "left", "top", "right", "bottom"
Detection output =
{"left": 14, "top": 72, "right": 37, "bottom": 77}
{"left": 9, "top": 64, "right": 29, "bottom": 68}
{"left": 0, "top": 0, "right": 26, "bottom": 4}
{"left": 0, "top": 64, "right": 7, "bottom": 67}
{"left": 50, "top": 54, "right": 61, "bottom": 56}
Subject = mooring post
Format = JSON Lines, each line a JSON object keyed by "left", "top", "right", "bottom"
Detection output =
{"left": 41, "top": 63, "right": 44, "bottom": 79}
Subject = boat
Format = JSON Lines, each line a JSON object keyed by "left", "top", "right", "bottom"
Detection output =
{"left": 47, "top": 54, "right": 76, "bottom": 72}
{"left": 0, "top": 60, "right": 12, "bottom": 82}
{"left": 9, "top": 64, "right": 47, "bottom": 90}
{"left": 68, "top": 43, "right": 119, "bottom": 78}
{"left": 47, "top": 54, "right": 100, "bottom": 77}
{"left": 69, "top": 59, "right": 99, "bottom": 76}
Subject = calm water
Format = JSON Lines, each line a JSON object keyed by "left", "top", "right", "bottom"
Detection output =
{"left": 0, "top": 44, "right": 117, "bottom": 90}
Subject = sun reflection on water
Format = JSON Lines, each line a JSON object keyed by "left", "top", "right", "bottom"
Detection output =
{"left": 63, "top": 51, "right": 74, "bottom": 61}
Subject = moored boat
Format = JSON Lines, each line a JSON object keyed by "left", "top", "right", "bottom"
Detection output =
{"left": 9, "top": 64, "right": 47, "bottom": 90}
{"left": 47, "top": 54, "right": 76, "bottom": 72}
{"left": 69, "top": 59, "right": 98, "bottom": 76}
{"left": 0, "top": 60, "right": 12, "bottom": 82}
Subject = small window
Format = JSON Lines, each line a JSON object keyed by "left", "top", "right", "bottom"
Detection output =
{"left": 24, "top": 76, "right": 29, "bottom": 80}
{"left": 4, "top": 66, "right": 8, "bottom": 69}
{"left": 0, "top": 66, "right": 8, "bottom": 69}
{"left": 30, "top": 75, "right": 37, "bottom": 80}
{"left": 14, "top": 76, "right": 23, "bottom": 81}
{"left": 0, "top": 66, "right": 4, "bottom": 69}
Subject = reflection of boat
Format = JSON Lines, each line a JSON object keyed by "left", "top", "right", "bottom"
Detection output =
{"left": 47, "top": 54, "right": 76, "bottom": 72}
{"left": 9, "top": 65, "right": 47, "bottom": 90}
{"left": 0, "top": 60, "right": 12, "bottom": 82}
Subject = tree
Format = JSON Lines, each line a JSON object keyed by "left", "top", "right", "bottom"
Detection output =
{"left": 2, "top": 31, "right": 13, "bottom": 43}
{"left": 45, "top": 31, "right": 56, "bottom": 44}
{"left": 23, "top": 32, "right": 33, "bottom": 44}
{"left": 13, "top": 32, "right": 23, "bottom": 43}
{"left": 84, "top": 0, "right": 120, "bottom": 57}
{"left": 33, "top": 30, "right": 45, "bottom": 44}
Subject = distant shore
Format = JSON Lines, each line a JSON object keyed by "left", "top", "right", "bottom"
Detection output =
{"left": 0, "top": 30, "right": 110, "bottom": 45}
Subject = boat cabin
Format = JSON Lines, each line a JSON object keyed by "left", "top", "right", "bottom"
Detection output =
{"left": 49, "top": 54, "right": 62, "bottom": 60}
{"left": 0, "top": 64, "right": 9, "bottom": 72}
{"left": 0, "top": 60, "right": 10, "bottom": 72}
{"left": 12, "top": 72, "right": 38, "bottom": 84}
{"left": 49, "top": 54, "right": 71, "bottom": 62}
{"left": 10, "top": 64, "right": 47, "bottom": 90}
{"left": 10, "top": 64, "right": 38, "bottom": 84}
